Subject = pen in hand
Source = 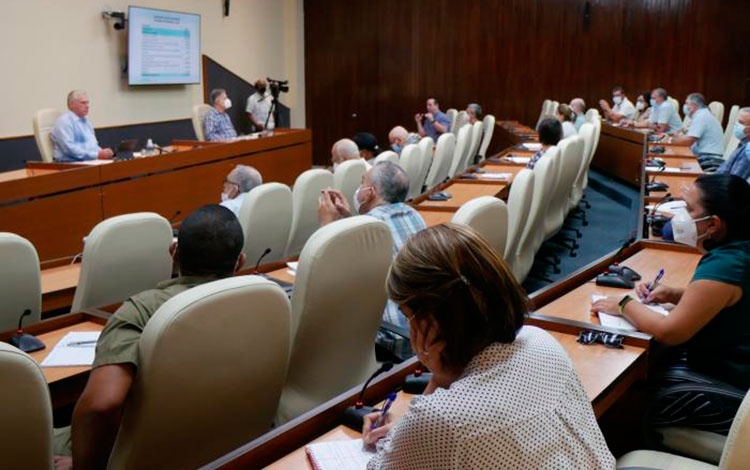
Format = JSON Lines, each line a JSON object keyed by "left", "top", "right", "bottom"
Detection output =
{"left": 641, "top": 268, "right": 665, "bottom": 302}
{"left": 371, "top": 392, "right": 397, "bottom": 430}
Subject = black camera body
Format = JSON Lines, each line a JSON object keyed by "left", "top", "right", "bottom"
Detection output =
{"left": 267, "top": 78, "right": 289, "bottom": 99}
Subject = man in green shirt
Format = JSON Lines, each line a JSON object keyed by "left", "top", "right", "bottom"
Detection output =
{"left": 53, "top": 205, "right": 245, "bottom": 470}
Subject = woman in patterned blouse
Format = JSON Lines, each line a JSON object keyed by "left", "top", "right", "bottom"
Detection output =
{"left": 363, "top": 224, "right": 615, "bottom": 469}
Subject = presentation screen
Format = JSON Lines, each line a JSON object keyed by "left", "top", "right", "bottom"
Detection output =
{"left": 128, "top": 6, "right": 201, "bottom": 85}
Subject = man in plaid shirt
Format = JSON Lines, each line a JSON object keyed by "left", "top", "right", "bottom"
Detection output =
{"left": 203, "top": 88, "right": 238, "bottom": 141}
{"left": 319, "top": 161, "right": 426, "bottom": 360}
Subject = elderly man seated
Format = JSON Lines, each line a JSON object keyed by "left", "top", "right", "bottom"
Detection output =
{"left": 219, "top": 165, "right": 263, "bottom": 217}
{"left": 388, "top": 126, "right": 420, "bottom": 154}
{"left": 318, "top": 161, "right": 426, "bottom": 360}
{"left": 204, "top": 88, "right": 238, "bottom": 142}
{"left": 569, "top": 98, "right": 586, "bottom": 129}
{"left": 331, "top": 138, "right": 372, "bottom": 171}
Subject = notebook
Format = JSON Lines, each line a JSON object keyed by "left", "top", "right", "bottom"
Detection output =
{"left": 480, "top": 172, "right": 512, "bottom": 181}
{"left": 591, "top": 294, "right": 669, "bottom": 332}
{"left": 521, "top": 143, "right": 543, "bottom": 151}
{"left": 504, "top": 156, "right": 531, "bottom": 164}
{"left": 41, "top": 331, "right": 101, "bottom": 367}
{"left": 305, "top": 439, "right": 375, "bottom": 470}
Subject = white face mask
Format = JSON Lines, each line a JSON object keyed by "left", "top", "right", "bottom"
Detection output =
{"left": 671, "top": 209, "right": 710, "bottom": 247}
{"left": 636, "top": 102, "right": 645, "bottom": 111}
{"left": 353, "top": 186, "right": 372, "bottom": 214}
{"left": 613, "top": 96, "right": 623, "bottom": 105}
{"left": 223, "top": 98, "right": 232, "bottom": 109}
{"left": 221, "top": 192, "right": 230, "bottom": 202}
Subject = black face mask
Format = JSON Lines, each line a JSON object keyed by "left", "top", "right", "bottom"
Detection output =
{"left": 257, "top": 87, "right": 266, "bottom": 94}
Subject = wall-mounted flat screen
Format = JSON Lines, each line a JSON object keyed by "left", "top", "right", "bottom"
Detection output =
{"left": 128, "top": 6, "right": 200, "bottom": 85}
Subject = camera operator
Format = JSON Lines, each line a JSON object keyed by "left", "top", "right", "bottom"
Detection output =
{"left": 246, "top": 79, "right": 274, "bottom": 131}
{"left": 415, "top": 97, "right": 451, "bottom": 140}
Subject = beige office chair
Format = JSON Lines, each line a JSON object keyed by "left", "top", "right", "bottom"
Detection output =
{"left": 0, "top": 233, "right": 41, "bottom": 332}
{"left": 237, "top": 182, "right": 293, "bottom": 267}
{"left": 504, "top": 169, "right": 534, "bottom": 278}
{"left": 284, "top": 169, "right": 334, "bottom": 258}
{"left": 668, "top": 96, "right": 680, "bottom": 116}
{"left": 424, "top": 132, "right": 456, "bottom": 190}
{"left": 192, "top": 104, "right": 212, "bottom": 141}
{"left": 374, "top": 150, "right": 399, "bottom": 164}
{"left": 709, "top": 101, "right": 725, "bottom": 127}
{"left": 0, "top": 343, "right": 53, "bottom": 470}
{"left": 333, "top": 159, "right": 368, "bottom": 209}
{"left": 446, "top": 108, "right": 458, "bottom": 135}
{"left": 32, "top": 109, "right": 61, "bottom": 163}
{"left": 71, "top": 213, "right": 173, "bottom": 311}
{"left": 550, "top": 101, "right": 560, "bottom": 119}
{"left": 723, "top": 134, "right": 740, "bottom": 161}
{"left": 462, "top": 121, "right": 483, "bottom": 171}
{"left": 616, "top": 388, "right": 750, "bottom": 470}
{"left": 723, "top": 105, "right": 740, "bottom": 151}
{"left": 448, "top": 124, "right": 471, "bottom": 178}
{"left": 514, "top": 149, "right": 559, "bottom": 282}
{"left": 536, "top": 100, "right": 552, "bottom": 130}
{"left": 478, "top": 114, "right": 495, "bottom": 161}
{"left": 277, "top": 216, "right": 392, "bottom": 423}
{"left": 107, "top": 276, "right": 291, "bottom": 470}
{"left": 584, "top": 108, "right": 600, "bottom": 124}
{"left": 400, "top": 144, "right": 424, "bottom": 201}
{"left": 452, "top": 196, "right": 508, "bottom": 258}
{"left": 569, "top": 123, "right": 595, "bottom": 210}
{"left": 455, "top": 111, "right": 469, "bottom": 133}
{"left": 582, "top": 118, "right": 602, "bottom": 192}
{"left": 546, "top": 136, "right": 584, "bottom": 239}
{"left": 416, "top": 136, "right": 435, "bottom": 192}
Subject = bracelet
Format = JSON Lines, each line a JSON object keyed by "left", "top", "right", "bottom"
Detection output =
{"left": 618, "top": 295, "right": 635, "bottom": 316}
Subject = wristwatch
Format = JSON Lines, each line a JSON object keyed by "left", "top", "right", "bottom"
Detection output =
{"left": 618, "top": 295, "right": 635, "bottom": 316}
{"left": 430, "top": 119, "right": 436, "bottom": 124}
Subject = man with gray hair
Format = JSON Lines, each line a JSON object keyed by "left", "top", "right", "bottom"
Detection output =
{"left": 649, "top": 87, "right": 682, "bottom": 135}
{"left": 388, "top": 126, "right": 420, "bottom": 154}
{"left": 203, "top": 88, "right": 237, "bottom": 141}
{"left": 714, "top": 107, "right": 750, "bottom": 178}
{"left": 466, "top": 103, "right": 483, "bottom": 124}
{"left": 570, "top": 98, "right": 586, "bottom": 130}
{"left": 318, "top": 161, "right": 426, "bottom": 360}
{"left": 671, "top": 93, "right": 725, "bottom": 171}
{"left": 331, "top": 138, "right": 371, "bottom": 171}
{"left": 51, "top": 90, "right": 113, "bottom": 161}
{"left": 219, "top": 164, "right": 263, "bottom": 217}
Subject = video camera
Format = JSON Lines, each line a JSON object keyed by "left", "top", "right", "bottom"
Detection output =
{"left": 266, "top": 77, "right": 289, "bottom": 99}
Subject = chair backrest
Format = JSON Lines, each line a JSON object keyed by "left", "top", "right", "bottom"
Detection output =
{"left": 668, "top": 96, "right": 680, "bottom": 116}
{"left": 463, "top": 121, "right": 484, "bottom": 170}
{"left": 285, "top": 169, "right": 334, "bottom": 258}
{"left": 446, "top": 108, "right": 459, "bottom": 135}
{"left": 556, "top": 135, "right": 585, "bottom": 219}
{"left": 192, "top": 104, "right": 212, "bottom": 141}
{"left": 32, "top": 109, "right": 61, "bottom": 163}
{"left": 584, "top": 108, "right": 600, "bottom": 123}
{"left": 416, "top": 137, "right": 435, "bottom": 192}
{"left": 108, "top": 276, "right": 290, "bottom": 470}
{"left": 550, "top": 100, "right": 560, "bottom": 117}
{"left": 724, "top": 133, "right": 740, "bottom": 161}
{"left": 719, "top": 388, "right": 750, "bottom": 470}
{"left": 724, "top": 105, "right": 741, "bottom": 151}
{"left": 400, "top": 144, "right": 424, "bottom": 201}
{"left": 543, "top": 139, "right": 574, "bottom": 240}
{"left": 72, "top": 213, "right": 173, "bottom": 311}
{"left": 583, "top": 118, "right": 602, "bottom": 190}
{"left": 374, "top": 150, "right": 399, "bottom": 164}
{"left": 504, "top": 169, "right": 535, "bottom": 277}
{"left": 0, "top": 343, "right": 52, "bottom": 470}
{"left": 0, "top": 233, "right": 41, "bottom": 331}
{"left": 452, "top": 196, "right": 508, "bottom": 258}
{"left": 478, "top": 114, "right": 496, "bottom": 160}
{"left": 424, "top": 132, "right": 456, "bottom": 190}
{"left": 333, "top": 159, "right": 367, "bottom": 209}
{"left": 536, "top": 99, "right": 552, "bottom": 130}
{"left": 238, "top": 182, "right": 293, "bottom": 267}
{"left": 709, "top": 101, "right": 725, "bottom": 127}
{"left": 455, "top": 111, "right": 469, "bottom": 132}
{"left": 278, "top": 216, "right": 392, "bottom": 422}
{"left": 570, "top": 123, "right": 596, "bottom": 208}
{"left": 448, "top": 124, "right": 471, "bottom": 178}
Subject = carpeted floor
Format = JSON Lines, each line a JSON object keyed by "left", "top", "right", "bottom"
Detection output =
{"left": 522, "top": 169, "right": 641, "bottom": 294}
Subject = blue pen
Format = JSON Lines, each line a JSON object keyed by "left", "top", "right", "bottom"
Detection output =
{"left": 647, "top": 269, "right": 665, "bottom": 295}
{"left": 371, "top": 392, "right": 398, "bottom": 430}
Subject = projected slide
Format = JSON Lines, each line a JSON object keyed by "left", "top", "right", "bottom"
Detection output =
{"left": 128, "top": 7, "right": 200, "bottom": 85}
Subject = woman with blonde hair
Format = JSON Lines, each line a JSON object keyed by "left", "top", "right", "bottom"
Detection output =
{"left": 557, "top": 103, "right": 578, "bottom": 138}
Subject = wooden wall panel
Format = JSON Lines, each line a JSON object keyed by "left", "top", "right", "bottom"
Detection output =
{"left": 304, "top": 0, "right": 750, "bottom": 165}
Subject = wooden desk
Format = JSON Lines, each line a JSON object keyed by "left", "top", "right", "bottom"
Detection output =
{"left": 648, "top": 144, "right": 696, "bottom": 157}
{"left": 41, "top": 263, "right": 81, "bottom": 314}
{"left": 532, "top": 242, "right": 701, "bottom": 328}
{"left": 417, "top": 210, "right": 453, "bottom": 227}
{"left": 415, "top": 182, "right": 508, "bottom": 212}
{"left": 0, "top": 311, "right": 108, "bottom": 409}
{"left": 592, "top": 123, "right": 647, "bottom": 186}
{"left": 651, "top": 157, "right": 702, "bottom": 173}
{"left": 0, "top": 129, "right": 312, "bottom": 266}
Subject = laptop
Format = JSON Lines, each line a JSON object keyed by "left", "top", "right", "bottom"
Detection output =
{"left": 114, "top": 139, "right": 139, "bottom": 161}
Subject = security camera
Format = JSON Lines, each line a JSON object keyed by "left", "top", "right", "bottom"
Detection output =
{"left": 102, "top": 11, "right": 126, "bottom": 30}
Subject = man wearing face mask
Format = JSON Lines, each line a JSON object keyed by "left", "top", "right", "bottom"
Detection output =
{"left": 318, "top": 161, "right": 426, "bottom": 360}
{"left": 592, "top": 174, "right": 750, "bottom": 437}
{"left": 52, "top": 205, "right": 246, "bottom": 469}
{"left": 714, "top": 107, "right": 750, "bottom": 179}
{"left": 669, "top": 93, "right": 724, "bottom": 171}
{"left": 388, "top": 126, "right": 420, "bottom": 154}
{"left": 203, "top": 88, "right": 238, "bottom": 142}
{"left": 599, "top": 86, "right": 636, "bottom": 123}
{"left": 648, "top": 88, "right": 682, "bottom": 135}
{"left": 246, "top": 79, "right": 274, "bottom": 132}
{"left": 219, "top": 165, "right": 263, "bottom": 217}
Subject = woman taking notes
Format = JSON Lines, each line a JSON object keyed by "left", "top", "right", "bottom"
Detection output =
{"left": 592, "top": 174, "right": 750, "bottom": 432}
{"left": 364, "top": 224, "right": 614, "bottom": 469}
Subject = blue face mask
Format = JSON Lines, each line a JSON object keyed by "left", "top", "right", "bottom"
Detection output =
{"left": 682, "top": 104, "right": 691, "bottom": 117}
{"left": 650, "top": 99, "right": 657, "bottom": 108}
{"left": 734, "top": 123, "right": 748, "bottom": 141}
{"left": 391, "top": 143, "right": 402, "bottom": 153}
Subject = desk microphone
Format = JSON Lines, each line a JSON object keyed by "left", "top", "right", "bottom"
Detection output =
{"left": 10, "top": 310, "right": 45, "bottom": 353}
{"left": 648, "top": 193, "right": 673, "bottom": 237}
{"left": 342, "top": 362, "right": 394, "bottom": 431}
{"left": 252, "top": 248, "right": 272, "bottom": 274}
{"left": 646, "top": 166, "right": 668, "bottom": 193}
{"left": 598, "top": 233, "right": 640, "bottom": 286}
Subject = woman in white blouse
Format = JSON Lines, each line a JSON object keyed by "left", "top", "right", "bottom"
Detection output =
{"left": 557, "top": 103, "right": 579, "bottom": 139}
{"left": 363, "top": 224, "right": 615, "bottom": 469}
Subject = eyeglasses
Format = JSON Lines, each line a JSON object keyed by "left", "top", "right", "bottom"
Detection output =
{"left": 577, "top": 330, "right": 624, "bottom": 349}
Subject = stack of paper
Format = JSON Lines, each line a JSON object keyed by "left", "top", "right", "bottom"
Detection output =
{"left": 480, "top": 172, "right": 512, "bottom": 181}
{"left": 286, "top": 261, "right": 298, "bottom": 277}
{"left": 504, "top": 156, "right": 531, "bottom": 164}
{"left": 522, "top": 143, "right": 543, "bottom": 151}
{"left": 305, "top": 439, "right": 374, "bottom": 470}
{"left": 591, "top": 294, "right": 669, "bottom": 332}
{"left": 41, "top": 331, "right": 101, "bottom": 367}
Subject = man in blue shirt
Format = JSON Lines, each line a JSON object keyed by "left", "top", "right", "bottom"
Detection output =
{"left": 570, "top": 98, "right": 586, "bottom": 130}
{"left": 671, "top": 93, "right": 725, "bottom": 171}
{"left": 415, "top": 97, "right": 451, "bottom": 140}
{"left": 318, "top": 161, "right": 426, "bottom": 360}
{"left": 51, "top": 91, "right": 113, "bottom": 162}
{"left": 203, "top": 88, "right": 238, "bottom": 141}
{"left": 650, "top": 88, "right": 682, "bottom": 135}
{"left": 716, "top": 108, "right": 750, "bottom": 179}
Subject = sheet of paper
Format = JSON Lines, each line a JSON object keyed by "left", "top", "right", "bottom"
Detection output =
{"left": 480, "top": 172, "right": 512, "bottom": 181}
{"left": 41, "top": 331, "right": 101, "bottom": 367}
{"left": 305, "top": 439, "right": 374, "bottom": 470}
{"left": 591, "top": 294, "right": 669, "bottom": 332}
{"left": 287, "top": 261, "right": 298, "bottom": 271}
{"left": 521, "top": 143, "right": 542, "bottom": 151}
{"left": 72, "top": 160, "right": 113, "bottom": 166}
{"left": 505, "top": 156, "right": 531, "bottom": 164}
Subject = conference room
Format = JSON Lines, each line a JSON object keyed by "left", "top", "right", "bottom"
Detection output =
{"left": 1, "top": 1, "right": 749, "bottom": 469}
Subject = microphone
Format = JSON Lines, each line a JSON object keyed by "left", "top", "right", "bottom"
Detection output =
{"left": 10, "top": 310, "right": 45, "bottom": 353}
{"left": 648, "top": 192, "right": 674, "bottom": 237}
{"left": 597, "top": 233, "right": 641, "bottom": 286}
{"left": 646, "top": 166, "right": 668, "bottom": 193}
{"left": 252, "top": 248, "right": 272, "bottom": 274}
{"left": 342, "top": 362, "right": 394, "bottom": 430}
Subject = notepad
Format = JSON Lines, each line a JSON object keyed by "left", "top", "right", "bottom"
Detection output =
{"left": 521, "top": 143, "right": 543, "bottom": 151}
{"left": 591, "top": 295, "right": 669, "bottom": 332}
{"left": 41, "top": 332, "right": 101, "bottom": 367}
{"left": 72, "top": 160, "right": 113, "bottom": 166}
{"left": 504, "top": 156, "right": 531, "bottom": 164}
{"left": 646, "top": 166, "right": 682, "bottom": 173}
{"left": 305, "top": 439, "right": 375, "bottom": 470}
{"left": 480, "top": 172, "right": 512, "bottom": 181}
